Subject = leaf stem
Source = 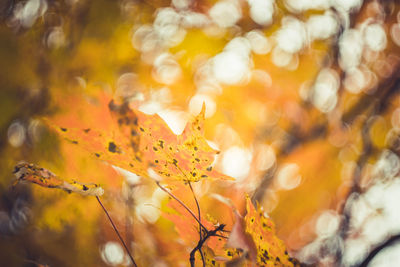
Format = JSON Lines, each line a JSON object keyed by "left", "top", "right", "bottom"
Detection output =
{"left": 188, "top": 182, "right": 205, "bottom": 267}
{"left": 155, "top": 181, "right": 208, "bottom": 233}
{"left": 96, "top": 196, "right": 138, "bottom": 267}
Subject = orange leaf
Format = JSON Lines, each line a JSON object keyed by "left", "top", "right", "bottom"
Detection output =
{"left": 200, "top": 245, "right": 220, "bottom": 267}
{"left": 51, "top": 99, "right": 233, "bottom": 182}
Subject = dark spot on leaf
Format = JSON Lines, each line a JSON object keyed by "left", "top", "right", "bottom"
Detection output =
{"left": 108, "top": 100, "right": 118, "bottom": 111}
{"left": 201, "top": 175, "right": 207, "bottom": 178}
{"left": 173, "top": 159, "right": 178, "bottom": 166}
{"left": 60, "top": 127, "right": 67, "bottom": 132}
{"left": 227, "top": 251, "right": 232, "bottom": 256}
{"left": 153, "top": 146, "right": 158, "bottom": 151}
{"left": 131, "top": 130, "right": 137, "bottom": 136}
{"left": 251, "top": 218, "right": 255, "bottom": 223}
{"left": 131, "top": 141, "right": 138, "bottom": 150}
{"left": 260, "top": 235, "right": 263, "bottom": 240}
{"left": 108, "top": 142, "right": 118, "bottom": 153}
{"left": 194, "top": 146, "right": 198, "bottom": 151}
{"left": 82, "top": 185, "right": 89, "bottom": 191}
{"left": 135, "top": 155, "right": 142, "bottom": 162}
{"left": 195, "top": 158, "right": 200, "bottom": 162}
{"left": 71, "top": 140, "right": 78, "bottom": 144}
{"left": 140, "top": 127, "right": 144, "bottom": 132}
{"left": 276, "top": 257, "right": 280, "bottom": 262}
{"left": 83, "top": 128, "right": 91, "bottom": 133}
{"left": 95, "top": 153, "right": 100, "bottom": 158}
{"left": 13, "top": 166, "right": 21, "bottom": 173}
{"left": 197, "top": 126, "right": 201, "bottom": 130}
{"left": 192, "top": 172, "right": 196, "bottom": 177}
{"left": 129, "top": 163, "right": 134, "bottom": 167}
{"left": 108, "top": 100, "right": 129, "bottom": 115}
{"left": 159, "top": 140, "right": 164, "bottom": 148}
{"left": 211, "top": 260, "right": 215, "bottom": 265}
{"left": 207, "top": 166, "right": 212, "bottom": 171}
{"left": 263, "top": 250, "right": 269, "bottom": 260}
{"left": 155, "top": 160, "right": 159, "bottom": 163}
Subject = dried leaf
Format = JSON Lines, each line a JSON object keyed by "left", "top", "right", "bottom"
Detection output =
{"left": 13, "top": 163, "right": 104, "bottom": 196}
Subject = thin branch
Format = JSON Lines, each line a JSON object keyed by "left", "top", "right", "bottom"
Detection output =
{"left": 96, "top": 196, "right": 138, "bottom": 267}
{"left": 188, "top": 182, "right": 205, "bottom": 267}
{"left": 155, "top": 181, "right": 208, "bottom": 233}
{"left": 359, "top": 234, "right": 400, "bottom": 267}
{"left": 215, "top": 234, "right": 229, "bottom": 239}
{"left": 189, "top": 224, "right": 226, "bottom": 267}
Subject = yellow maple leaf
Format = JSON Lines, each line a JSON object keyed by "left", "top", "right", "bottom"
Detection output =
{"left": 244, "top": 196, "right": 300, "bottom": 266}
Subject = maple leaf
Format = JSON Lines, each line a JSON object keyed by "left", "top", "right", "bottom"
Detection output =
{"left": 13, "top": 163, "right": 104, "bottom": 196}
{"left": 51, "top": 98, "right": 233, "bottom": 182}
{"left": 243, "top": 196, "right": 300, "bottom": 266}
{"left": 200, "top": 245, "right": 220, "bottom": 267}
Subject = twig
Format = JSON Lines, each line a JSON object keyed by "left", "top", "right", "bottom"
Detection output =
{"left": 96, "top": 196, "right": 138, "bottom": 267}
{"left": 189, "top": 224, "right": 226, "bottom": 267}
{"left": 155, "top": 181, "right": 208, "bottom": 232}
{"left": 359, "top": 234, "right": 400, "bottom": 267}
{"left": 188, "top": 182, "right": 205, "bottom": 267}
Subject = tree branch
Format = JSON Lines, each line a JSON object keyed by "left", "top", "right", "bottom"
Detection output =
{"left": 359, "top": 234, "right": 400, "bottom": 267}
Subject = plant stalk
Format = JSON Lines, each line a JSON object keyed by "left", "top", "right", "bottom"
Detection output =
{"left": 96, "top": 196, "right": 138, "bottom": 267}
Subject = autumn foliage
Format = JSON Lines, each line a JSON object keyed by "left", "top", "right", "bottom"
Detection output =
{"left": 2, "top": 0, "right": 400, "bottom": 267}
{"left": 15, "top": 96, "right": 298, "bottom": 266}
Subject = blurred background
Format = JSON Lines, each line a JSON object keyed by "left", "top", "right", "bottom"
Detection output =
{"left": 1, "top": 0, "right": 400, "bottom": 266}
